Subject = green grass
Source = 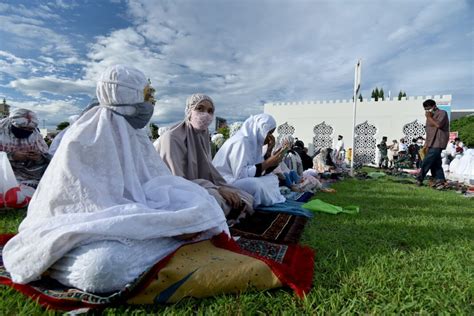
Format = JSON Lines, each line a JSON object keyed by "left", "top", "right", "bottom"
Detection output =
{"left": 1, "top": 175, "right": 473, "bottom": 315}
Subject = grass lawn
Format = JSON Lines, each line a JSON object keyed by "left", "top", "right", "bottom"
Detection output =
{"left": 1, "top": 175, "right": 473, "bottom": 315}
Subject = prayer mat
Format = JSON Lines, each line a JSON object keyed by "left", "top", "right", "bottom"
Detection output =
{"left": 230, "top": 211, "right": 309, "bottom": 244}
{"left": 0, "top": 233, "right": 314, "bottom": 312}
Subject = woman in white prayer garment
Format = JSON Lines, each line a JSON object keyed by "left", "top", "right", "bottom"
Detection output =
{"left": 212, "top": 113, "right": 286, "bottom": 207}
{"left": 2, "top": 65, "right": 228, "bottom": 293}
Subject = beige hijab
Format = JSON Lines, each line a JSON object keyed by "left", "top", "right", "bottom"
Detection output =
{"left": 156, "top": 94, "right": 225, "bottom": 184}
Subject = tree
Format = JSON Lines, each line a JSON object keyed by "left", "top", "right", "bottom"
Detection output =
{"left": 217, "top": 126, "right": 230, "bottom": 139}
{"left": 371, "top": 89, "right": 376, "bottom": 99}
{"left": 374, "top": 87, "right": 379, "bottom": 101}
{"left": 379, "top": 88, "right": 385, "bottom": 101}
{"left": 402, "top": 92, "right": 407, "bottom": 97}
{"left": 358, "top": 93, "right": 363, "bottom": 102}
{"left": 149, "top": 122, "right": 159, "bottom": 139}
{"left": 398, "top": 91, "right": 403, "bottom": 100}
{"left": 56, "top": 121, "right": 69, "bottom": 131}
{"left": 450, "top": 116, "right": 474, "bottom": 147}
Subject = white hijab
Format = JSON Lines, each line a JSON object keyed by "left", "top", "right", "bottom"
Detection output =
{"left": 3, "top": 65, "right": 228, "bottom": 284}
{"left": 212, "top": 114, "right": 276, "bottom": 183}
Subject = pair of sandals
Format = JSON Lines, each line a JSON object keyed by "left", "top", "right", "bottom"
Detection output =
{"left": 416, "top": 180, "right": 448, "bottom": 190}
{"left": 429, "top": 181, "right": 449, "bottom": 190}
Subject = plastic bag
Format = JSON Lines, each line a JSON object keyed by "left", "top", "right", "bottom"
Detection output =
{"left": 0, "top": 152, "right": 33, "bottom": 208}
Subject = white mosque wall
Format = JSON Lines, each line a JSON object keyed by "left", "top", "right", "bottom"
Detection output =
{"left": 264, "top": 95, "right": 452, "bottom": 159}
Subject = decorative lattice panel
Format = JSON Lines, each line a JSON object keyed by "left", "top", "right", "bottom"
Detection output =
{"left": 276, "top": 122, "right": 295, "bottom": 144}
{"left": 353, "top": 121, "right": 378, "bottom": 167}
{"left": 312, "top": 121, "right": 334, "bottom": 150}
{"left": 402, "top": 120, "right": 426, "bottom": 143}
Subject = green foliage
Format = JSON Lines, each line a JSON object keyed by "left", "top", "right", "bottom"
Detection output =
{"left": 398, "top": 90, "right": 407, "bottom": 100}
{"left": 358, "top": 93, "right": 363, "bottom": 102}
{"left": 217, "top": 126, "right": 230, "bottom": 139}
{"left": 450, "top": 115, "right": 474, "bottom": 147}
{"left": 150, "top": 123, "right": 159, "bottom": 139}
{"left": 1, "top": 176, "right": 473, "bottom": 314}
{"left": 379, "top": 88, "right": 384, "bottom": 101}
{"left": 56, "top": 121, "right": 69, "bottom": 131}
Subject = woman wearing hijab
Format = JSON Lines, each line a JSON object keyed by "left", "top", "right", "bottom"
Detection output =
{"left": 212, "top": 114, "right": 286, "bottom": 207}
{"left": 0, "top": 108, "right": 50, "bottom": 186}
{"left": 3, "top": 65, "right": 228, "bottom": 293}
{"left": 155, "top": 94, "right": 253, "bottom": 222}
{"left": 279, "top": 135, "right": 304, "bottom": 176}
{"left": 312, "top": 148, "right": 336, "bottom": 173}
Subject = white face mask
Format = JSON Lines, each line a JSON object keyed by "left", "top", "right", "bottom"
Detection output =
{"left": 190, "top": 110, "right": 213, "bottom": 131}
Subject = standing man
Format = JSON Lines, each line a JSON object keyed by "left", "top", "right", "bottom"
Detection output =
{"left": 377, "top": 136, "right": 388, "bottom": 168}
{"left": 334, "top": 135, "right": 345, "bottom": 161}
{"left": 417, "top": 99, "right": 449, "bottom": 187}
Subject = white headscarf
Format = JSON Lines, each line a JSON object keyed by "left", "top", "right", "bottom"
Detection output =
{"left": 96, "top": 64, "right": 148, "bottom": 105}
{"left": 9, "top": 108, "right": 39, "bottom": 129}
{"left": 3, "top": 65, "right": 228, "bottom": 284}
{"left": 96, "top": 64, "right": 149, "bottom": 116}
{"left": 0, "top": 108, "right": 47, "bottom": 154}
{"left": 212, "top": 114, "right": 276, "bottom": 183}
{"left": 185, "top": 94, "right": 214, "bottom": 121}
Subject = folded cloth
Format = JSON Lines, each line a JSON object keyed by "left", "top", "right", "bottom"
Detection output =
{"left": 302, "top": 199, "right": 359, "bottom": 215}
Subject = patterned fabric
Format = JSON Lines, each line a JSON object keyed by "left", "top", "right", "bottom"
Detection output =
{"left": 0, "top": 233, "right": 314, "bottom": 311}
{"left": 230, "top": 211, "right": 309, "bottom": 244}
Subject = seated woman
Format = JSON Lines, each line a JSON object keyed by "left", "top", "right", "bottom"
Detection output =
{"left": 279, "top": 135, "right": 304, "bottom": 176}
{"left": 0, "top": 108, "right": 51, "bottom": 187}
{"left": 212, "top": 114, "right": 286, "bottom": 207}
{"left": 3, "top": 65, "right": 228, "bottom": 293}
{"left": 312, "top": 148, "right": 337, "bottom": 174}
{"left": 155, "top": 93, "right": 254, "bottom": 222}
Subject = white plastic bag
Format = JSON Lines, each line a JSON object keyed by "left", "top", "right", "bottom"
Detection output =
{"left": 0, "top": 152, "right": 33, "bottom": 208}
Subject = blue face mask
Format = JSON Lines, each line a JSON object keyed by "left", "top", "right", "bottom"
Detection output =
{"left": 110, "top": 102, "right": 155, "bottom": 129}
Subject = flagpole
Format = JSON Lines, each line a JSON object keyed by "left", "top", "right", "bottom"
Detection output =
{"left": 350, "top": 59, "right": 362, "bottom": 177}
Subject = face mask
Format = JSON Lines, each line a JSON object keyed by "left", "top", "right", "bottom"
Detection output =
{"left": 190, "top": 111, "right": 213, "bottom": 131}
{"left": 11, "top": 125, "right": 34, "bottom": 139}
{"left": 111, "top": 102, "right": 154, "bottom": 129}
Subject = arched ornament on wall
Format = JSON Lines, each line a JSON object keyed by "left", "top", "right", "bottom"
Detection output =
{"left": 353, "top": 120, "right": 378, "bottom": 167}
{"left": 402, "top": 120, "right": 426, "bottom": 143}
{"left": 312, "top": 121, "right": 334, "bottom": 150}
{"left": 276, "top": 122, "right": 295, "bottom": 144}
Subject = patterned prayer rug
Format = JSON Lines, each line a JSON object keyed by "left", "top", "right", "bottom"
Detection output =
{"left": 230, "top": 211, "right": 308, "bottom": 244}
{"left": 0, "top": 233, "right": 314, "bottom": 311}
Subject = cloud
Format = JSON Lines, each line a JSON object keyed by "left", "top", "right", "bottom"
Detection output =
{"left": 9, "top": 76, "right": 94, "bottom": 98}
{"left": 1, "top": 0, "right": 473, "bottom": 127}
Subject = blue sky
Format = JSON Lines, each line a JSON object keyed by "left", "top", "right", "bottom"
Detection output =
{"left": 0, "top": 0, "right": 473, "bottom": 129}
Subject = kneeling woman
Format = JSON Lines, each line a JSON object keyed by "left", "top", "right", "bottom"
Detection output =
{"left": 2, "top": 65, "right": 228, "bottom": 293}
{"left": 212, "top": 114, "right": 286, "bottom": 207}
{"left": 155, "top": 94, "right": 254, "bottom": 222}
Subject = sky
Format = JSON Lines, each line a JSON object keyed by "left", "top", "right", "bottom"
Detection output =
{"left": 0, "top": 0, "right": 473, "bottom": 129}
